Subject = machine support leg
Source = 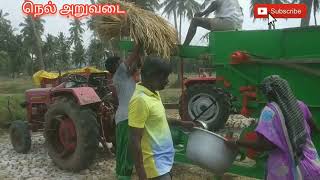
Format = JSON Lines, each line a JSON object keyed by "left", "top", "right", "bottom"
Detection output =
{"left": 180, "top": 57, "right": 185, "bottom": 120}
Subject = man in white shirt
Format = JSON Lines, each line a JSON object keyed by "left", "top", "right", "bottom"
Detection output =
{"left": 183, "top": 0, "right": 243, "bottom": 46}
{"left": 105, "top": 43, "right": 142, "bottom": 180}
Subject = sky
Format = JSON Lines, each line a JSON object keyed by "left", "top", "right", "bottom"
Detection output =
{"left": 1, "top": 0, "right": 319, "bottom": 47}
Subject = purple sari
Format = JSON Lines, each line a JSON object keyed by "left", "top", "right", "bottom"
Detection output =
{"left": 256, "top": 101, "right": 320, "bottom": 180}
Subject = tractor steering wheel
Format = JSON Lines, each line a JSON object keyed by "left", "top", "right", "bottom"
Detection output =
{"left": 65, "top": 74, "right": 88, "bottom": 85}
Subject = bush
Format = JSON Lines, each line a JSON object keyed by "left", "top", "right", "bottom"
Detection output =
{"left": 0, "top": 95, "right": 26, "bottom": 128}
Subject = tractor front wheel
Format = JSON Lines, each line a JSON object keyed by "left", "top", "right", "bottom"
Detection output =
{"left": 44, "top": 98, "right": 99, "bottom": 171}
{"left": 9, "top": 120, "right": 31, "bottom": 153}
{"left": 179, "top": 83, "right": 231, "bottom": 131}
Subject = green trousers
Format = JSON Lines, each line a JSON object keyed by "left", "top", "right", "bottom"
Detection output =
{"left": 116, "top": 120, "right": 134, "bottom": 180}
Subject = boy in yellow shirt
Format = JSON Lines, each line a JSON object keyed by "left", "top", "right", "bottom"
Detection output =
{"left": 129, "top": 57, "right": 194, "bottom": 180}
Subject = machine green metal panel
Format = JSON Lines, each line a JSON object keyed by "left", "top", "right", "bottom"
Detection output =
{"left": 211, "top": 26, "right": 320, "bottom": 121}
{"left": 178, "top": 45, "right": 209, "bottom": 59}
{"left": 210, "top": 30, "right": 283, "bottom": 64}
{"left": 210, "top": 26, "right": 320, "bottom": 64}
{"left": 181, "top": 27, "right": 320, "bottom": 179}
{"left": 119, "top": 39, "right": 133, "bottom": 50}
{"left": 282, "top": 27, "right": 320, "bottom": 58}
{"left": 210, "top": 27, "right": 320, "bottom": 178}
{"left": 118, "top": 27, "right": 320, "bottom": 179}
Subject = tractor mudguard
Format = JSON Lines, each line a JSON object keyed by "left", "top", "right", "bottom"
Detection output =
{"left": 184, "top": 77, "right": 216, "bottom": 87}
{"left": 51, "top": 87, "right": 101, "bottom": 105}
{"left": 183, "top": 76, "right": 231, "bottom": 89}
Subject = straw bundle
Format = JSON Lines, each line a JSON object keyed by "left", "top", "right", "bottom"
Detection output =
{"left": 93, "top": 0, "right": 178, "bottom": 59}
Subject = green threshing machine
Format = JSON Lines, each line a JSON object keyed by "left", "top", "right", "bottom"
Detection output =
{"left": 119, "top": 26, "right": 320, "bottom": 179}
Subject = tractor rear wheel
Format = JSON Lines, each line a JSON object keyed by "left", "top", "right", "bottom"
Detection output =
{"left": 44, "top": 98, "right": 99, "bottom": 171}
{"left": 179, "top": 83, "right": 231, "bottom": 131}
{"left": 9, "top": 120, "right": 31, "bottom": 153}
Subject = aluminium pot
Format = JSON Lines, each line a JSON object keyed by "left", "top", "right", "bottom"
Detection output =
{"left": 186, "top": 127, "right": 239, "bottom": 175}
{"left": 194, "top": 120, "right": 208, "bottom": 130}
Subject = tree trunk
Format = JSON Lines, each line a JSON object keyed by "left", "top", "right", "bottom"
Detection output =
{"left": 30, "top": 18, "right": 45, "bottom": 71}
{"left": 300, "top": 0, "right": 313, "bottom": 27}
{"left": 173, "top": 10, "right": 178, "bottom": 31}
{"left": 31, "top": 54, "right": 34, "bottom": 75}
{"left": 314, "top": 5, "right": 317, "bottom": 26}
{"left": 179, "top": 14, "right": 182, "bottom": 43}
{"left": 177, "top": 14, "right": 183, "bottom": 85}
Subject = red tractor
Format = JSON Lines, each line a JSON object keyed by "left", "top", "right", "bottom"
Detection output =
{"left": 9, "top": 71, "right": 118, "bottom": 171}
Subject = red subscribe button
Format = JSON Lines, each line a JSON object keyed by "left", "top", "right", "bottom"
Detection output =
{"left": 254, "top": 4, "right": 307, "bottom": 18}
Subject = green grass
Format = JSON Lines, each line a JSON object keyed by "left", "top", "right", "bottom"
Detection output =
{"left": 161, "top": 73, "right": 200, "bottom": 103}
{"left": 159, "top": 73, "right": 184, "bottom": 103}
{"left": 0, "top": 77, "right": 34, "bottom": 94}
{"left": 0, "top": 77, "right": 33, "bottom": 128}
{"left": 0, "top": 94, "right": 26, "bottom": 128}
{"left": 160, "top": 88, "right": 181, "bottom": 103}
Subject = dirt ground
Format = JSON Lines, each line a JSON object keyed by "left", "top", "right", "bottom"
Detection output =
{"left": 0, "top": 108, "right": 261, "bottom": 180}
{"left": 0, "top": 132, "right": 260, "bottom": 180}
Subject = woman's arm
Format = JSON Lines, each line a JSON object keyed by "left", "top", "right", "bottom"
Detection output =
{"left": 238, "top": 133, "right": 275, "bottom": 151}
{"left": 302, "top": 102, "right": 320, "bottom": 134}
{"left": 226, "top": 133, "right": 276, "bottom": 152}
{"left": 307, "top": 117, "right": 320, "bottom": 134}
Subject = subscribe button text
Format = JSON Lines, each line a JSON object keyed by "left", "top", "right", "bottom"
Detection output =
{"left": 254, "top": 4, "right": 307, "bottom": 18}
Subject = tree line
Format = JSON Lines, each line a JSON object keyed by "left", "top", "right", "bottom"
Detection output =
{"left": 0, "top": 10, "right": 109, "bottom": 78}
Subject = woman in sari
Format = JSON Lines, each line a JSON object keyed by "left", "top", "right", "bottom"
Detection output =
{"left": 226, "top": 75, "right": 320, "bottom": 180}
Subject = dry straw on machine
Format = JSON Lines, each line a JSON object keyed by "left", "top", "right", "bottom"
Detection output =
{"left": 93, "top": 0, "right": 178, "bottom": 59}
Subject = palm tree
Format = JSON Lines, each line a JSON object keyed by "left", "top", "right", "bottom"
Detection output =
{"left": 127, "top": 0, "right": 161, "bottom": 11}
{"left": 43, "top": 34, "right": 59, "bottom": 70}
{"left": 87, "top": 38, "right": 105, "bottom": 68}
{"left": 0, "top": 50, "right": 9, "bottom": 75}
{"left": 314, "top": 0, "right": 319, "bottom": 25}
{"left": 136, "top": 0, "right": 161, "bottom": 11}
{"left": 0, "top": 11, "right": 17, "bottom": 76}
{"left": 0, "top": 10, "right": 10, "bottom": 25}
{"left": 177, "top": 0, "right": 201, "bottom": 42}
{"left": 56, "top": 32, "right": 71, "bottom": 70}
{"left": 69, "top": 19, "right": 85, "bottom": 45}
{"left": 161, "top": 0, "right": 178, "bottom": 31}
{"left": 31, "top": 18, "right": 45, "bottom": 70}
{"left": 72, "top": 43, "right": 86, "bottom": 67}
{"left": 162, "top": 0, "right": 201, "bottom": 43}
{"left": 200, "top": 0, "right": 213, "bottom": 10}
{"left": 0, "top": 12, "right": 33, "bottom": 76}
{"left": 0, "top": 10, "right": 14, "bottom": 51}
{"left": 10, "top": 35, "right": 30, "bottom": 77}
{"left": 69, "top": 19, "right": 86, "bottom": 67}
{"left": 294, "top": 0, "right": 319, "bottom": 26}
{"left": 19, "top": 16, "right": 45, "bottom": 71}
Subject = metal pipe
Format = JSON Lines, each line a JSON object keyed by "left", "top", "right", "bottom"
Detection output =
{"left": 180, "top": 57, "right": 185, "bottom": 120}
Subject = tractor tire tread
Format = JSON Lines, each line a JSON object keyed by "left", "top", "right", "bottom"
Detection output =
{"left": 44, "top": 98, "right": 99, "bottom": 172}
{"left": 9, "top": 120, "right": 31, "bottom": 154}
